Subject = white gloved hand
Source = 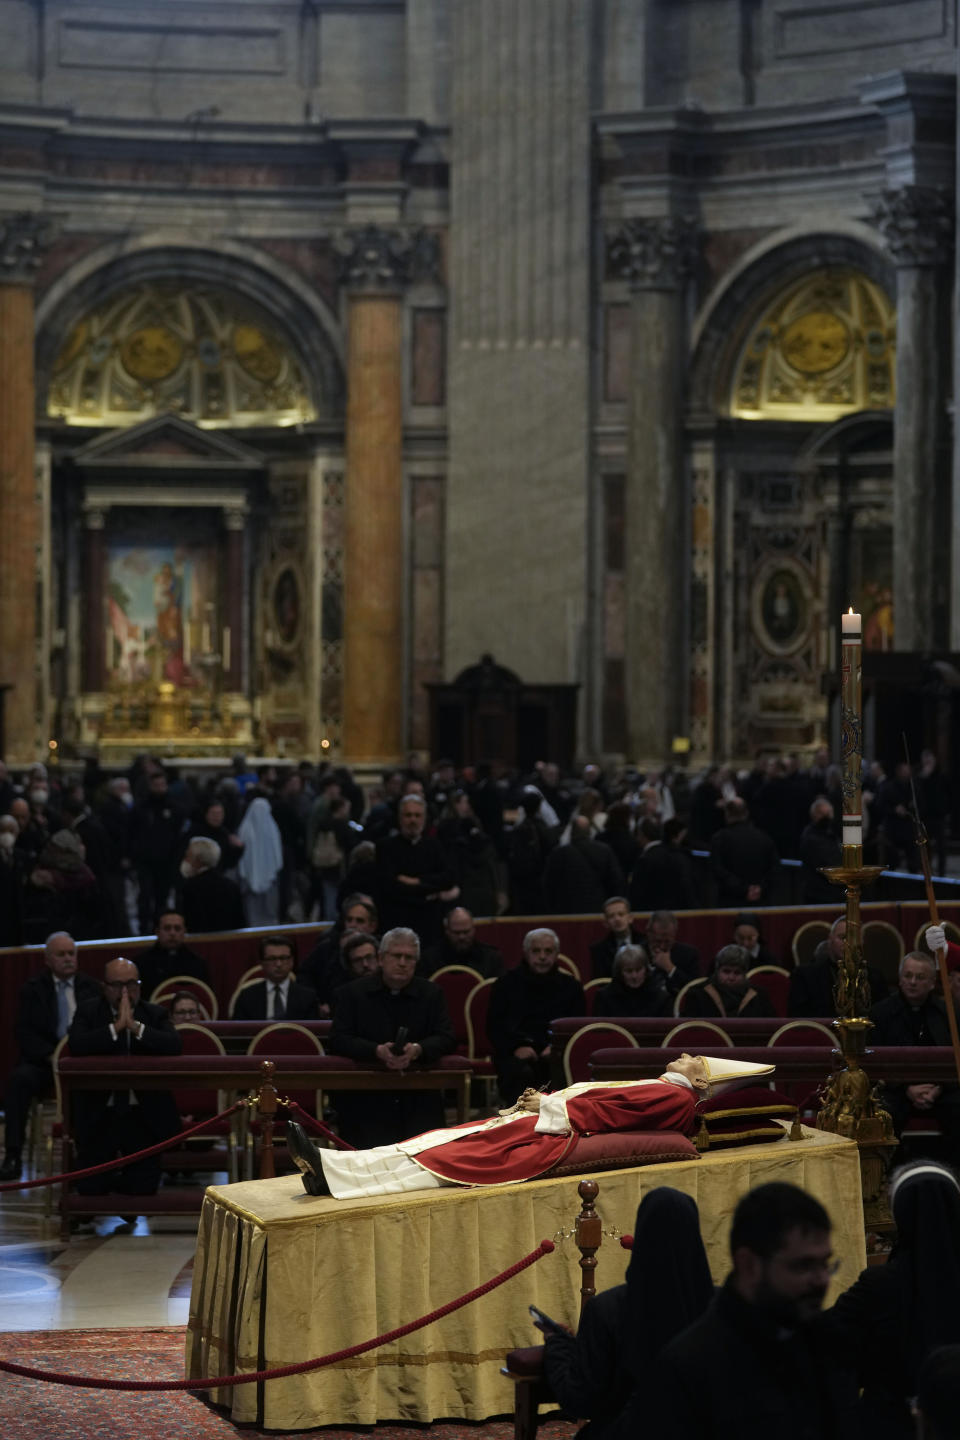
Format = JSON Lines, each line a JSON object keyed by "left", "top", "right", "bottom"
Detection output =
{"left": 925, "top": 924, "right": 947, "bottom": 954}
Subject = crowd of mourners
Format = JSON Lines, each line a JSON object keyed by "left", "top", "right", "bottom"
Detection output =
{"left": 0, "top": 744, "right": 952, "bottom": 946}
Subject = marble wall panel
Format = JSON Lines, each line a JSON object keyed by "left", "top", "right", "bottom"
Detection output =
{"left": 604, "top": 303, "right": 631, "bottom": 405}
{"left": 411, "top": 310, "right": 446, "bottom": 408}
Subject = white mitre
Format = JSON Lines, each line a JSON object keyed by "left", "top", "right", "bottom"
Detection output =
{"left": 665, "top": 1053, "right": 775, "bottom": 1099}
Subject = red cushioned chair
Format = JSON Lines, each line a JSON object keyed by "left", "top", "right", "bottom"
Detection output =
{"left": 150, "top": 976, "right": 219, "bottom": 1020}
{"left": 767, "top": 1019, "right": 836, "bottom": 1114}
{"left": 747, "top": 965, "right": 791, "bottom": 1016}
{"left": 464, "top": 977, "right": 498, "bottom": 1102}
{"left": 583, "top": 978, "right": 608, "bottom": 1015}
{"left": 246, "top": 1024, "right": 326, "bottom": 1172}
{"left": 431, "top": 964, "right": 483, "bottom": 1053}
{"left": 663, "top": 1019, "right": 733, "bottom": 1048}
{"left": 561, "top": 1022, "right": 639, "bottom": 1086}
{"left": 165, "top": 1022, "right": 237, "bottom": 1181}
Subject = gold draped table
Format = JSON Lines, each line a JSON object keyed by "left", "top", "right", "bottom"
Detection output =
{"left": 185, "top": 1124, "right": 866, "bottom": 1430}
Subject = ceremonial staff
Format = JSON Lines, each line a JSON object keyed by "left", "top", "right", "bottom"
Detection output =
{"left": 903, "top": 736, "right": 960, "bottom": 1087}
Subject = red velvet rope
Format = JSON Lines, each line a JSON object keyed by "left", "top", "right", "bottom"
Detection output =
{"left": 284, "top": 1100, "right": 357, "bottom": 1151}
{"left": 0, "top": 1239, "right": 557, "bottom": 1391}
{"left": 0, "top": 1100, "right": 249, "bottom": 1192}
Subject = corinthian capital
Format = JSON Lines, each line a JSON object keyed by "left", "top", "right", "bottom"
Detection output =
{"left": 336, "top": 226, "right": 442, "bottom": 292}
{"left": 606, "top": 216, "right": 698, "bottom": 291}
{"left": 0, "top": 212, "right": 54, "bottom": 286}
{"left": 872, "top": 186, "right": 953, "bottom": 267}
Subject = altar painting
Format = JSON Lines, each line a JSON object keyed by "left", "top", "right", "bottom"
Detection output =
{"left": 106, "top": 544, "right": 218, "bottom": 687}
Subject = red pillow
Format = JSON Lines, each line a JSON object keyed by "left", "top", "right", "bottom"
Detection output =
{"left": 545, "top": 1129, "right": 698, "bottom": 1177}
{"left": 696, "top": 1088, "right": 798, "bottom": 1149}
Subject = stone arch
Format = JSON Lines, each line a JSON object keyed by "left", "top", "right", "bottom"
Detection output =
{"left": 689, "top": 223, "right": 894, "bottom": 419}
{"left": 35, "top": 232, "right": 345, "bottom": 423}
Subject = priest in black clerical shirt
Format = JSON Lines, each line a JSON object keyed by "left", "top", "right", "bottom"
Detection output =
{"left": 136, "top": 910, "right": 210, "bottom": 1000}
{"left": 376, "top": 795, "right": 458, "bottom": 947}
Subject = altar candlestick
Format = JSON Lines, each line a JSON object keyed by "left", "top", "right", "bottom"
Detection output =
{"left": 841, "top": 608, "right": 862, "bottom": 850}
{"left": 222, "top": 626, "right": 231, "bottom": 675}
{"left": 201, "top": 622, "right": 211, "bottom": 653}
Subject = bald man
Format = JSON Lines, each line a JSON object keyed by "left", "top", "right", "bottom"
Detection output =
{"left": 68, "top": 956, "right": 182, "bottom": 1197}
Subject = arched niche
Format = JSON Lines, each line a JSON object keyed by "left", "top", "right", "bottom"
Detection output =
{"left": 35, "top": 240, "right": 345, "bottom": 427}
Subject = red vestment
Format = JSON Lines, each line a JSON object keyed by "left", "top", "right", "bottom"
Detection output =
{"left": 411, "top": 1079, "right": 696, "bottom": 1186}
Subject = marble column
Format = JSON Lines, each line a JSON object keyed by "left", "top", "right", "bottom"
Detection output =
{"left": 607, "top": 216, "right": 697, "bottom": 767}
{"left": 447, "top": 0, "right": 591, "bottom": 700}
{"left": 873, "top": 186, "right": 953, "bottom": 651}
{"left": 0, "top": 214, "right": 48, "bottom": 763}
{"left": 338, "top": 227, "right": 410, "bottom": 766}
{"left": 83, "top": 508, "right": 107, "bottom": 691}
{"left": 223, "top": 507, "right": 245, "bottom": 693}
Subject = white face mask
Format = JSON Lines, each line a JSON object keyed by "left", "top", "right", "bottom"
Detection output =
{"left": 30, "top": 789, "right": 48, "bottom": 806}
{"left": 179, "top": 859, "right": 195, "bottom": 879}
{"left": 121, "top": 792, "right": 134, "bottom": 809}
{"left": 0, "top": 832, "right": 15, "bottom": 852}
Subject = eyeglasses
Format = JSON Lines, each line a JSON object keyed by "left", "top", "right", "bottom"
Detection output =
{"left": 105, "top": 979, "right": 141, "bottom": 990}
{"left": 778, "top": 1256, "right": 841, "bottom": 1278}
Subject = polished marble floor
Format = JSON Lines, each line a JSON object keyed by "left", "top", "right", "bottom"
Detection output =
{"left": 0, "top": 1122, "right": 213, "bottom": 1333}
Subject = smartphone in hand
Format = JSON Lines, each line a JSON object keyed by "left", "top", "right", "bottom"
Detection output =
{"left": 528, "top": 1304, "right": 565, "bottom": 1335}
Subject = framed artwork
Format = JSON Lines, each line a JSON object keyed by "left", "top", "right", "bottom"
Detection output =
{"left": 273, "top": 566, "right": 300, "bottom": 646}
{"left": 753, "top": 563, "right": 810, "bottom": 655}
{"left": 106, "top": 543, "right": 217, "bottom": 687}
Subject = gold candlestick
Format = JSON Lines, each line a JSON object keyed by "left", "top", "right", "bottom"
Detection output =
{"left": 816, "top": 608, "right": 895, "bottom": 1233}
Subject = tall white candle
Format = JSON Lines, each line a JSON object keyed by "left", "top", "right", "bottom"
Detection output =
{"left": 841, "top": 607, "right": 862, "bottom": 848}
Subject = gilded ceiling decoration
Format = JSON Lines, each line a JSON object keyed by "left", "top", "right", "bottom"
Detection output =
{"left": 47, "top": 282, "right": 315, "bottom": 428}
{"left": 728, "top": 269, "right": 895, "bottom": 422}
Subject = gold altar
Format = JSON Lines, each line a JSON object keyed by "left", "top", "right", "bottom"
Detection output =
{"left": 185, "top": 1124, "right": 866, "bottom": 1429}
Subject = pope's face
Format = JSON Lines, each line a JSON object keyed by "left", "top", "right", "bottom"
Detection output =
{"left": 665, "top": 1054, "right": 708, "bottom": 1087}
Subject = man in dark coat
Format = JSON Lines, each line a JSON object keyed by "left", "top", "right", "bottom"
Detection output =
{"left": 376, "top": 795, "right": 458, "bottom": 946}
{"left": 787, "top": 918, "right": 886, "bottom": 1018}
{"left": 627, "top": 819, "right": 695, "bottom": 912}
{"left": 68, "top": 955, "right": 182, "bottom": 1195}
{"left": 0, "top": 931, "right": 101, "bottom": 1180}
{"left": 643, "top": 909, "right": 702, "bottom": 997}
{"left": 798, "top": 797, "right": 843, "bottom": 905}
{"left": 589, "top": 896, "right": 646, "bottom": 980}
{"left": 232, "top": 935, "right": 319, "bottom": 1020}
{"left": 487, "top": 928, "right": 585, "bottom": 1104}
{"left": 682, "top": 945, "right": 776, "bottom": 1019}
{"left": 870, "top": 950, "right": 960, "bottom": 1163}
{"left": 136, "top": 910, "right": 210, "bottom": 1000}
{"left": 647, "top": 1182, "right": 857, "bottom": 1438}
{"left": 709, "top": 798, "right": 779, "bottom": 907}
{"left": 328, "top": 927, "right": 456, "bottom": 1146}
{"left": 420, "top": 906, "right": 504, "bottom": 978}
{"left": 178, "top": 836, "right": 245, "bottom": 933}
{"left": 543, "top": 817, "right": 625, "bottom": 915}
{"left": 129, "top": 769, "right": 185, "bottom": 931}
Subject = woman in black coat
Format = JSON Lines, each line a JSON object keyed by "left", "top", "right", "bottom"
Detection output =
{"left": 591, "top": 944, "right": 671, "bottom": 1019}
{"left": 541, "top": 1187, "right": 713, "bottom": 1438}
{"left": 826, "top": 1158, "right": 960, "bottom": 1439}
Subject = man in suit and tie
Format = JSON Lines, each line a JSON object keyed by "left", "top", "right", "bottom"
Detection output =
{"left": 232, "top": 935, "right": 320, "bottom": 1021}
{"left": 68, "top": 955, "right": 183, "bottom": 1195}
{"left": 0, "top": 931, "right": 101, "bottom": 1181}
